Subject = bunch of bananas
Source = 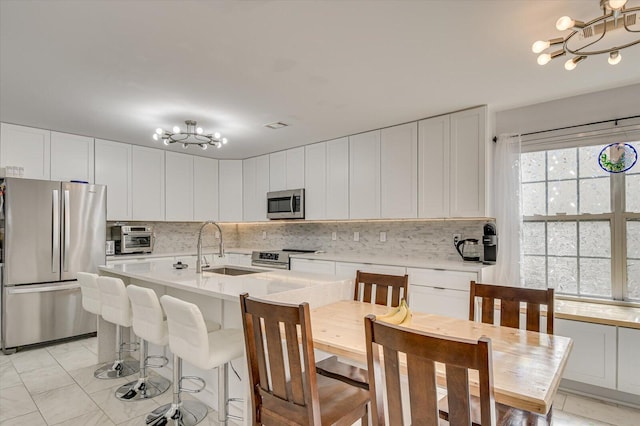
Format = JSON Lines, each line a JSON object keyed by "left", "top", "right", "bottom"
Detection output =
{"left": 376, "top": 299, "right": 412, "bottom": 325}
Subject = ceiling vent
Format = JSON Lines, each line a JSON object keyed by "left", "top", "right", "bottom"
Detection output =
{"left": 264, "top": 122, "right": 289, "bottom": 129}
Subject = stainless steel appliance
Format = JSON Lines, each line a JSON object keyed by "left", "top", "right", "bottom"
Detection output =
{"left": 0, "top": 178, "right": 106, "bottom": 353}
{"left": 482, "top": 222, "right": 498, "bottom": 265}
{"left": 455, "top": 238, "right": 481, "bottom": 262}
{"left": 251, "top": 249, "right": 315, "bottom": 269}
{"left": 111, "top": 225, "right": 153, "bottom": 254}
{"left": 267, "top": 189, "right": 305, "bottom": 220}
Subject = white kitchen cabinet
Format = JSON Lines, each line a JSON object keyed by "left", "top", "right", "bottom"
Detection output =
{"left": 286, "top": 146, "right": 305, "bottom": 189}
{"left": 304, "top": 142, "right": 327, "bottom": 220}
{"left": 95, "top": 139, "right": 132, "bottom": 220}
{"left": 193, "top": 156, "right": 219, "bottom": 221}
{"left": 335, "top": 262, "right": 405, "bottom": 279}
{"left": 243, "top": 155, "right": 270, "bottom": 221}
{"left": 132, "top": 146, "right": 165, "bottom": 221}
{"left": 381, "top": 122, "right": 417, "bottom": 219}
{"left": 165, "top": 151, "right": 194, "bottom": 221}
{"left": 449, "top": 107, "right": 488, "bottom": 217}
{"left": 617, "top": 327, "right": 640, "bottom": 394}
{"left": 218, "top": 160, "right": 243, "bottom": 222}
{"left": 0, "top": 123, "right": 51, "bottom": 180}
{"left": 269, "top": 151, "right": 286, "bottom": 191}
{"left": 555, "top": 318, "right": 617, "bottom": 389}
{"left": 418, "top": 115, "right": 450, "bottom": 218}
{"left": 406, "top": 267, "right": 476, "bottom": 319}
{"left": 349, "top": 130, "right": 381, "bottom": 219}
{"left": 290, "top": 258, "right": 336, "bottom": 275}
{"left": 50, "top": 131, "right": 94, "bottom": 183}
{"left": 304, "top": 138, "right": 349, "bottom": 220}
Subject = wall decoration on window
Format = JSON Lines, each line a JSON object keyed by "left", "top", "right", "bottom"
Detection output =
{"left": 598, "top": 143, "right": 638, "bottom": 173}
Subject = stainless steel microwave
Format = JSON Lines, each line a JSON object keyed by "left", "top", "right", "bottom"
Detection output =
{"left": 111, "top": 225, "right": 154, "bottom": 254}
{"left": 267, "top": 189, "right": 305, "bottom": 219}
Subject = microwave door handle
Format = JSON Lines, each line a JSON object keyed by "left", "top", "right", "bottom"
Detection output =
{"left": 63, "top": 189, "right": 70, "bottom": 272}
{"left": 290, "top": 194, "right": 294, "bottom": 214}
{"left": 52, "top": 190, "right": 60, "bottom": 273}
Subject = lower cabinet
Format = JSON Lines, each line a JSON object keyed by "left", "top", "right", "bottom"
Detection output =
{"left": 290, "top": 258, "right": 336, "bottom": 275}
{"left": 555, "top": 319, "right": 617, "bottom": 389}
{"left": 335, "top": 262, "right": 406, "bottom": 278}
{"left": 407, "top": 267, "right": 476, "bottom": 320}
{"left": 617, "top": 327, "right": 640, "bottom": 395}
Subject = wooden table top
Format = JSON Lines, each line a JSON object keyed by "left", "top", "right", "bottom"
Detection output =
{"left": 310, "top": 300, "right": 573, "bottom": 415}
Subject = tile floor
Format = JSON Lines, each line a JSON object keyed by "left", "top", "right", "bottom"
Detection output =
{"left": 1, "top": 336, "right": 640, "bottom": 425}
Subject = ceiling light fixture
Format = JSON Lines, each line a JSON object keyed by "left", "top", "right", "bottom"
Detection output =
{"left": 264, "top": 121, "right": 289, "bottom": 129}
{"left": 532, "top": 0, "right": 639, "bottom": 69}
{"left": 152, "top": 120, "right": 228, "bottom": 150}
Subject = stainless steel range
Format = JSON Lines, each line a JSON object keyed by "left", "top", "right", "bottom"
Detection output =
{"left": 251, "top": 249, "right": 316, "bottom": 270}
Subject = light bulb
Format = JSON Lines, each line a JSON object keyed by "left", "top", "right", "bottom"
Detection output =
{"left": 214, "top": 132, "right": 221, "bottom": 139}
{"left": 152, "top": 133, "right": 159, "bottom": 141}
{"left": 608, "top": 51, "right": 622, "bottom": 65}
{"left": 532, "top": 40, "right": 550, "bottom": 53}
{"left": 163, "top": 140, "right": 170, "bottom": 146}
{"left": 216, "top": 143, "right": 222, "bottom": 149}
{"left": 196, "top": 127, "right": 203, "bottom": 134}
{"left": 607, "top": 0, "right": 627, "bottom": 10}
{"left": 537, "top": 53, "right": 552, "bottom": 65}
{"left": 173, "top": 126, "right": 180, "bottom": 133}
{"left": 182, "top": 143, "right": 188, "bottom": 149}
{"left": 556, "top": 16, "right": 574, "bottom": 31}
{"left": 222, "top": 138, "right": 228, "bottom": 144}
{"left": 155, "top": 128, "right": 163, "bottom": 135}
{"left": 201, "top": 144, "right": 208, "bottom": 150}
{"left": 565, "top": 56, "right": 586, "bottom": 70}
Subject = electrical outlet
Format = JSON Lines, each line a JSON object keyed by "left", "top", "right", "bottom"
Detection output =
{"left": 353, "top": 231, "right": 360, "bottom": 242}
{"left": 262, "top": 231, "right": 267, "bottom": 240}
{"left": 380, "top": 231, "right": 387, "bottom": 242}
{"left": 331, "top": 231, "right": 337, "bottom": 241}
{"left": 453, "top": 233, "right": 462, "bottom": 245}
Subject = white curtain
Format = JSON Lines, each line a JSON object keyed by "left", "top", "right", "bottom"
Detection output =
{"left": 494, "top": 134, "right": 523, "bottom": 286}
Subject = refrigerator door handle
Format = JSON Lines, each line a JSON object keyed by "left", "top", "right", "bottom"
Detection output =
{"left": 63, "top": 190, "right": 71, "bottom": 272}
{"left": 52, "top": 190, "right": 60, "bottom": 273}
{"left": 6, "top": 282, "right": 80, "bottom": 294}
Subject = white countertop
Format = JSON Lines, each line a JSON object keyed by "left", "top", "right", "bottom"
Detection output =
{"left": 105, "top": 247, "right": 254, "bottom": 260}
{"left": 98, "top": 261, "right": 351, "bottom": 307}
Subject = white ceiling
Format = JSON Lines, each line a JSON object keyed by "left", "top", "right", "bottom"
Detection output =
{"left": 1, "top": 0, "right": 639, "bottom": 159}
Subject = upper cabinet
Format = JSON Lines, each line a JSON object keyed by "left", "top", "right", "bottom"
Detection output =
{"left": 269, "top": 147, "right": 305, "bottom": 192}
{"left": 381, "top": 122, "right": 418, "bottom": 219}
{"left": 0, "top": 123, "right": 51, "bottom": 180}
{"left": 50, "top": 131, "right": 94, "bottom": 183}
{"left": 418, "top": 106, "right": 489, "bottom": 218}
{"left": 165, "top": 151, "right": 194, "bottom": 221}
{"left": 95, "top": 139, "right": 132, "bottom": 220}
{"left": 243, "top": 154, "right": 270, "bottom": 221}
{"left": 305, "top": 137, "right": 349, "bottom": 220}
{"left": 132, "top": 146, "right": 165, "bottom": 221}
{"left": 349, "top": 130, "right": 381, "bottom": 219}
{"left": 193, "top": 156, "right": 219, "bottom": 221}
{"left": 219, "top": 160, "right": 243, "bottom": 222}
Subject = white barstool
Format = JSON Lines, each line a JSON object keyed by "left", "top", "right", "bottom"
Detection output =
{"left": 94, "top": 276, "right": 139, "bottom": 379}
{"left": 147, "top": 295, "right": 244, "bottom": 426}
{"left": 115, "top": 285, "right": 171, "bottom": 401}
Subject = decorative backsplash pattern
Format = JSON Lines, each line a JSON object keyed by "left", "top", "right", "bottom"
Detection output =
{"left": 109, "top": 219, "right": 492, "bottom": 261}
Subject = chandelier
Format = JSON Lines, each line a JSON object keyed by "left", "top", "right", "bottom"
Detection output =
{"left": 532, "top": 0, "right": 640, "bottom": 70}
{"left": 152, "top": 120, "right": 228, "bottom": 150}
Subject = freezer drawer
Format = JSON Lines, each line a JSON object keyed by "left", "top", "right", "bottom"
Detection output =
{"left": 1, "top": 281, "right": 97, "bottom": 349}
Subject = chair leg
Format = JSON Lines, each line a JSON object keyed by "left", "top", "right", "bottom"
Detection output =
{"left": 217, "top": 362, "right": 228, "bottom": 424}
{"left": 94, "top": 324, "right": 139, "bottom": 379}
{"left": 145, "top": 354, "right": 208, "bottom": 426}
{"left": 115, "top": 338, "right": 171, "bottom": 401}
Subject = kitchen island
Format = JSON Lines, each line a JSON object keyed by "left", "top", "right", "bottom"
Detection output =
{"left": 97, "top": 260, "right": 353, "bottom": 423}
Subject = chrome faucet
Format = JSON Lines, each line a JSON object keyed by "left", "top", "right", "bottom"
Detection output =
{"left": 196, "top": 221, "right": 224, "bottom": 273}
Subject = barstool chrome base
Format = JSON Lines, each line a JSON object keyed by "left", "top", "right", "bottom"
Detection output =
{"left": 145, "top": 400, "right": 208, "bottom": 426}
{"left": 115, "top": 375, "right": 171, "bottom": 401}
{"left": 94, "top": 359, "right": 139, "bottom": 379}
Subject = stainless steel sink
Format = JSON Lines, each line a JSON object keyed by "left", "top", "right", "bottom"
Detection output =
{"left": 203, "top": 266, "right": 263, "bottom": 276}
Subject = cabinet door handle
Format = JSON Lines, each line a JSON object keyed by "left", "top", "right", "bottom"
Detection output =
{"left": 433, "top": 286, "right": 446, "bottom": 290}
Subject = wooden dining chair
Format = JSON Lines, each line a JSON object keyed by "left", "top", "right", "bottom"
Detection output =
{"left": 469, "top": 280, "right": 555, "bottom": 334}
{"left": 239, "top": 293, "right": 370, "bottom": 426}
{"left": 316, "top": 270, "right": 409, "bottom": 390}
{"left": 364, "top": 313, "right": 496, "bottom": 426}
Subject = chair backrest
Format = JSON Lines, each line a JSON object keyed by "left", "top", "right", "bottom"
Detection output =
{"left": 126, "top": 285, "right": 168, "bottom": 346}
{"left": 159, "top": 295, "right": 210, "bottom": 370}
{"left": 364, "top": 315, "right": 496, "bottom": 426}
{"left": 469, "top": 281, "right": 555, "bottom": 334}
{"left": 353, "top": 270, "right": 409, "bottom": 307}
{"left": 96, "top": 276, "right": 132, "bottom": 327}
{"left": 77, "top": 272, "right": 101, "bottom": 315}
{"left": 239, "top": 293, "right": 322, "bottom": 425}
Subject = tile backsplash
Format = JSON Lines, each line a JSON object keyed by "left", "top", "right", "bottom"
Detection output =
{"left": 112, "top": 219, "right": 492, "bottom": 262}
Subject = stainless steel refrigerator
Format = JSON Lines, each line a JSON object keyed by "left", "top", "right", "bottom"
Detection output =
{"left": 0, "top": 177, "right": 106, "bottom": 353}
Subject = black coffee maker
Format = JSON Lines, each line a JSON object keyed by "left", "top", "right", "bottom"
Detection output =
{"left": 482, "top": 222, "right": 497, "bottom": 264}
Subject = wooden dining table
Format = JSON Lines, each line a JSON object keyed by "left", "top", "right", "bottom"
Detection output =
{"left": 309, "top": 300, "right": 573, "bottom": 415}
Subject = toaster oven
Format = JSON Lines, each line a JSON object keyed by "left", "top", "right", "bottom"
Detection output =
{"left": 111, "top": 225, "right": 153, "bottom": 254}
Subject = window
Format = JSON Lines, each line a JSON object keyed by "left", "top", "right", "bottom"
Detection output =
{"left": 521, "top": 141, "right": 639, "bottom": 301}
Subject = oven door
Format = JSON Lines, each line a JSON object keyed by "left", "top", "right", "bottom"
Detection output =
{"left": 267, "top": 189, "right": 304, "bottom": 219}
{"left": 121, "top": 232, "right": 153, "bottom": 253}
